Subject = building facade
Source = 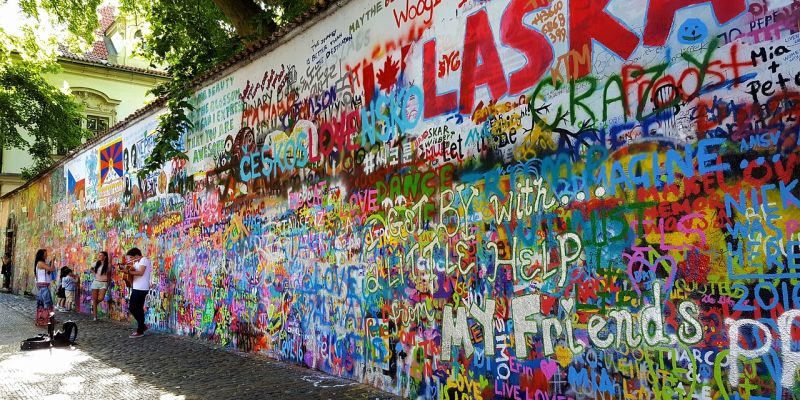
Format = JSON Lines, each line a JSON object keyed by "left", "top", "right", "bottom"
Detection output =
{"left": 1, "top": 0, "right": 799, "bottom": 398}
{"left": 0, "top": 7, "right": 167, "bottom": 195}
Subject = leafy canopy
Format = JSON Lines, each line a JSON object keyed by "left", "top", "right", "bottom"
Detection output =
{"left": 3, "top": 0, "right": 315, "bottom": 179}
{"left": 0, "top": 12, "right": 92, "bottom": 180}
{"left": 0, "top": 61, "right": 87, "bottom": 179}
{"left": 121, "top": 0, "right": 316, "bottom": 176}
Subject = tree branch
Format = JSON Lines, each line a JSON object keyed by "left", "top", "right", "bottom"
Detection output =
{"left": 210, "top": 0, "right": 268, "bottom": 39}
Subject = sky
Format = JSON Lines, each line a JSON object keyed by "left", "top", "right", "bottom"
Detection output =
{"left": 0, "top": 0, "right": 33, "bottom": 35}
{"left": 0, "top": 0, "right": 119, "bottom": 38}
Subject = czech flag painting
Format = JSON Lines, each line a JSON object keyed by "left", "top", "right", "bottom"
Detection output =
{"left": 67, "top": 170, "right": 84, "bottom": 196}
{"left": 99, "top": 138, "right": 123, "bottom": 185}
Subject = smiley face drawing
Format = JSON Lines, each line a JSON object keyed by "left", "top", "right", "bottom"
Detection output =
{"left": 677, "top": 18, "right": 708, "bottom": 45}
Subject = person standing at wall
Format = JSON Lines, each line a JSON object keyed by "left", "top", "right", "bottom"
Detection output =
{"left": 91, "top": 251, "right": 110, "bottom": 321}
{"left": 34, "top": 249, "right": 55, "bottom": 309}
{"left": 55, "top": 266, "right": 69, "bottom": 311}
{"left": 1, "top": 254, "right": 11, "bottom": 291}
{"left": 61, "top": 268, "right": 78, "bottom": 312}
{"left": 123, "top": 247, "right": 151, "bottom": 338}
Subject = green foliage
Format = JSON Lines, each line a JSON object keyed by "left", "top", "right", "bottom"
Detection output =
{"left": 124, "top": 0, "right": 315, "bottom": 177}
{"left": 126, "top": 0, "right": 247, "bottom": 177}
{"left": 268, "top": 0, "right": 318, "bottom": 24}
{"left": 138, "top": 90, "right": 193, "bottom": 176}
{"left": 0, "top": 61, "right": 90, "bottom": 180}
{"left": 0, "top": 3, "right": 94, "bottom": 180}
{"left": 19, "top": 0, "right": 104, "bottom": 46}
{"left": 5, "top": 0, "right": 316, "bottom": 179}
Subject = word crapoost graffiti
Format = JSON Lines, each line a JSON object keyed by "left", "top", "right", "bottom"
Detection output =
{"left": 4, "top": 0, "right": 800, "bottom": 398}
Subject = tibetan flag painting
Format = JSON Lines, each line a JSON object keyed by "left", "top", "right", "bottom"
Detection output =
{"left": 99, "top": 138, "right": 123, "bottom": 185}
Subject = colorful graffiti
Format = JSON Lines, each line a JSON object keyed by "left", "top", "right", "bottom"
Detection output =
{"left": 3, "top": 0, "right": 800, "bottom": 397}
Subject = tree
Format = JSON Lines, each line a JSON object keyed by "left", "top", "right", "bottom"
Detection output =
{"left": 2, "top": 0, "right": 316, "bottom": 179}
{"left": 0, "top": 61, "right": 88, "bottom": 179}
{"left": 0, "top": 18, "right": 92, "bottom": 179}
{"left": 123, "top": 0, "right": 317, "bottom": 176}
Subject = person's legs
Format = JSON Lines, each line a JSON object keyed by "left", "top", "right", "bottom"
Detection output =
{"left": 128, "top": 289, "right": 147, "bottom": 334}
{"left": 97, "top": 288, "right": 107, "bottom": 317}
{"left": 37, "top": 286, "right": 52, "bottom": 308}
{"left": 57, "top": 286, "right": 65, "bottom": 309}
{"left": 36, "top": 287, "right": 45, "bottom": 307}
{"left": 65, "top": 290, "right": 75, "bottom": 311}
{"left": 91, "top": 289, "right": 98, "bottom": 317}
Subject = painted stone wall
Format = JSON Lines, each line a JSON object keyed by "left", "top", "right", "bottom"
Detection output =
{"left": 4, "top": 0, "right": 800, "bottom": 397}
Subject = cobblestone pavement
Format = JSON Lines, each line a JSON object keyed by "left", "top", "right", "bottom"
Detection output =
{"left": 0, "top": 293, "right": 398, "bottom": 400}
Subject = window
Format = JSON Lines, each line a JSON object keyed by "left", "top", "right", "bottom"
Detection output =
{"left": 70, "top": 88, "right": 119, "bottom": 142}
{"left": 134, "top": 29, "right": 147, "bottom": 52}
{"left": 86, "top": 115, "right": 110, "bottom": 135}
{"left": 57, "top": 114, "right": 111, "bottom": 155}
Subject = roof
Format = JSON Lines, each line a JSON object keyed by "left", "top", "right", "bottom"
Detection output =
{"left": 57, "top": 48, "right": 170, "bottom": 77}
{"left": 1, "top": 0, "right": 348, "bottom": 200}
{"left": 94, "top": 5, "right": 116, "bottom": 58}
{"left": 56, "top": 4, "right": 167, "bottom": 77}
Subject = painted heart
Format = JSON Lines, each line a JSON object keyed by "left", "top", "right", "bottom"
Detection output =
{"left": 624, "top": 246, "right": 677, "bottom": 296}
{"left": 554, "top": 345, "right": 573, "bottom": 368}
{"left": 540, "top": 359, "right": 558, "bottom": 380}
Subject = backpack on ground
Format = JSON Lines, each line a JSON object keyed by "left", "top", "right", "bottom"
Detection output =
{"left": 21, "top": 313, "right": 78, "bottom": 350}
{"left": 52, "top": 321, "right": 78, "bottom": 346}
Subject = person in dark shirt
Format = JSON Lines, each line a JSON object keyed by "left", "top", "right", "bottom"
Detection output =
{"left": 1, "top": 254, "right": 11, "bottom": 291}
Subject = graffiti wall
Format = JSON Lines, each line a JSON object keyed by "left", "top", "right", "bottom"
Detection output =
{"left": 4, "top": 0, "right": 800, "bottom": 397}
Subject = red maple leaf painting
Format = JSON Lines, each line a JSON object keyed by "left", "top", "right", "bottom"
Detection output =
{"left": 376, "top": 55, "right": 400, "bottom": 93}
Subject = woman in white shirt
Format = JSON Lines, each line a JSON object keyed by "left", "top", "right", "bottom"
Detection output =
{"left": 34, "top": 249, "right": 55, "bottom": 308}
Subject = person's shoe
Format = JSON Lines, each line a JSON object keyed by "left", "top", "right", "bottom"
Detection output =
{"left": 143, "top": 325, "right": 149, "bottom": 333}
{"left": 129, "top": 332, "right": 144, "bottom": 338}
{"left": 92, "top": 317, "right": 98, "bottom": 321}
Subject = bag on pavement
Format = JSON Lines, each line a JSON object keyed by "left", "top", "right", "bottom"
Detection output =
{"left": 20, "top": 334, "right": 50, "bottom": 350}
{"left": 36, "top": 306, "right": 52, "bottom": 327}
{"left": 52, "top": 321, "right": 78, "bottom": 346}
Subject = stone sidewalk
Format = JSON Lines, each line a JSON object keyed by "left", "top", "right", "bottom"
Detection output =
{"left": 0, "top": 292, "right": 398, "bottom": 399}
